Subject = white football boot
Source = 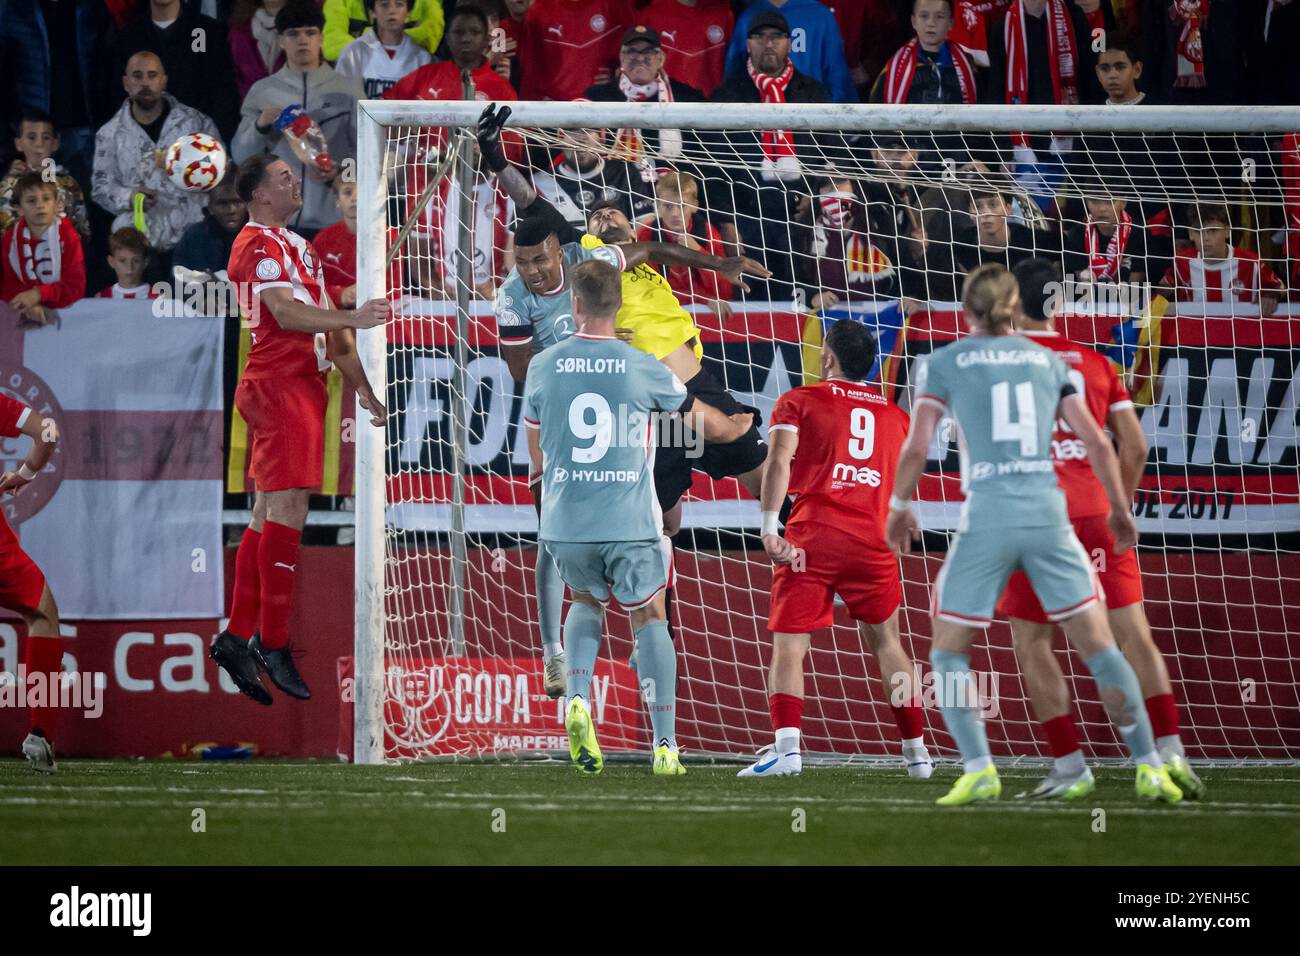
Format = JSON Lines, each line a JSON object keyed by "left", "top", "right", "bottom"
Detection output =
{"left": 737, "top": 744, "right": 802, "bottom": 778}
{"left": 21, "top": 731, "right": 56, "bottom": 773}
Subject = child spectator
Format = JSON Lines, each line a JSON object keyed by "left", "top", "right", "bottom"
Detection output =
{"left": 231, "top": 1, "right": 364, "bottom": 235}
{"left": 519, "top": 0, "right": 630, "bottom": 102}
{"left": 640, "top": 0, "right": 735, "bottom": 95}
{"left": 322, "top": 0, "right": 444, "bottom": 62}
{"left": 96, "top": 227, "right": 157, "bottom": 299}
{"left": 230, "top": 1, "right": 288, "bottom": 99}
{"left": 946, "top": 189, "right": 1057, "bottom": 294}
{"left": 724, "top": 0, "right": 858, "bottom": 103}
{"left": 1, "top": 174, "right": 86, "bottom": 324}
{"left": 634, "top": 171, "right": 733, "bottom": 317}
{"left": 313, "top": 176, "right": 359, "bottom": 307}
{"left": 0, "top": 111, "right": 90, "bottom": 240}
{"left": 872, "top": 0, "right": 980, "bottom": 106}
{"left": 335, "top": 0, "right": 435, "bottom": 99}
{"left": 1062, "top": 194, "right": 1169, "bottom": 285}
{"left": 172, "top": 166, "right": 249, "bottom": 276}
{"left": 1160, "top": 204, "right": 1285, "bottom": 315}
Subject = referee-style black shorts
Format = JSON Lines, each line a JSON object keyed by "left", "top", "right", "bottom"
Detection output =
{"left": 653, "top": 365, "right": 767, "bottom": 513}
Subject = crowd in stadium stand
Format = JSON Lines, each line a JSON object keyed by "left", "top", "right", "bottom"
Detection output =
{"left": 1, "top": 0, "right": 1298, "bottom": 318}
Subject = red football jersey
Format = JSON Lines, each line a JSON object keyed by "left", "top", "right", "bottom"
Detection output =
{"left": 520, "top": 0, "right": 631, "bottom": 101}
{"left": 769, "top": 378, "right": 908, "bottom": 552}
{"left": 1021, "top": 329, "right": 1133, "bottom": 519}
{"left": 0, "top": 393, "right": 31, "bottom": 438}
{"left": 227, "top": 221, "right": 329, "bottom": 380}
{"left": 1162, "top": 247, "right": 1285, "bottom": 305}
{"left": 311, "top": 220, "right": 356, "bottom": 308}
{"left": 95, "top": 283, "right": 157, "bottom": 299}
{"left": 641, "top": 0, "right": 734, "bottom": 94}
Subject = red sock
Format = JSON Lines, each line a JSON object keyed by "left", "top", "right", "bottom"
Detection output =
{"left": 769, "top": 693, "right": 803, "bottom": 732}
{"left": 226, "top": 527, "right": 262, "bottom": 639}
{"left": 1145, "top": 693, "right": 1181, "bottom": 740}
{"left": 258, "top": 521, "right": 302, "bottom": 650}
{"left": 25, "top": 634, "right": 63, "bottom": 737}
{"left": 890, "top": 703, "right": 925, "bottom": 741}
{"left": 1042, "top": 714, "right": 1081, "bottom": 758}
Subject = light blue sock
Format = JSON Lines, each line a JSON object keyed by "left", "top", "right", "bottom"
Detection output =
{"left": 1084, "top": 644, "right": 1158, "bottom": 763}
{"left": 536, "top": 546, "right": 564, "bottom": 660}
{"left": 930, "top": 648, "right": 991, "bottom": 770}
{"left": 634, "top": 620, "right": 677, "bottom": 750}
{"left": 564, "top": 602, "right": 603, "bottom": 701}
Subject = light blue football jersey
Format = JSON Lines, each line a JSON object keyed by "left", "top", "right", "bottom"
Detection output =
{"left": 522, "top": 333, "right": 689, "bottom": 543}
{"left": 914, "top": 334, "right": 1076, "bottom": 532}
{"left": 493, "top": 237, "right": 624, "bottom": 352}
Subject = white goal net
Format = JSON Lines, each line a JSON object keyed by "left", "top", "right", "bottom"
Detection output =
{"left": 352, "top": 101, "right": 1300, "bottom": 765}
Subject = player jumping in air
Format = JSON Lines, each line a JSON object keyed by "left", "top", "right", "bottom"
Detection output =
{"left": 1, "top": 393, "right": 61, "bottom": 772}
{"left": 997, "top": 259, "right": 1205, "bottom": 800}
{"left": 212, "top": 156, "right": 389, "bottom": 704}
{"left": 886, "top": 264, "right": 1183, "bottom": 806}
{"left": 477, "top": 103, "right": 771, "bottom": 698}
{"left": 741, "top": 320, "right": 934, "bottom": 778}
{"left": 524, "top": 259, "right": 753, "bottom": 775}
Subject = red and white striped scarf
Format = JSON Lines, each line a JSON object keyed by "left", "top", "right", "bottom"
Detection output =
{"left": 747, "top": 58, "right": 797, "bottom": 164}
{"left": 1170, "top": 0, "right": 1209, "bottom": 88}
{"left": 613, "top": 71, "right": 680, "bottom": 161}
{"left": 1004, "top": 0, "right": 1079, "bottom": 107}
{"left": 5, "top": 219, "right": 63, "bottom": 285}
{"left": 883, "top": 38, "right": 978, "bottom": 104}
{"left": 1085, "top": 210, "right": 1133, "bottom": 280}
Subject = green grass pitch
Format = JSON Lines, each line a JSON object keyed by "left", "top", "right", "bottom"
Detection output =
{"left": 2, "top": 760, "right": 1297, "bottom": 865}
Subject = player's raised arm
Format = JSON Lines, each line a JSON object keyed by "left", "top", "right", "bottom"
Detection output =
{"left": 258, "top": 286, "right": 390, "bottom": 333}
{"left": 1061, "top": 393, "right": 1138, "bottom": 553}
{"left": 0, "top": 408, "right": 59, "bottom": 497}
{"left": 620, "top": 241, "right": 772, "bottom": 292}
{"left": 759, "top": 425, "right": 798, "bottom": 565}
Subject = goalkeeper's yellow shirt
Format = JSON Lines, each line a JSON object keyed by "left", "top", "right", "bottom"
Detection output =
{"left": 580, "top": 234, "right": 704, "bottom": 361}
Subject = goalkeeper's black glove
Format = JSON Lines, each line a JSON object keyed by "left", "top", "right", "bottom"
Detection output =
{"left": 476, "top": 103, "right": 512, "bottom": 173}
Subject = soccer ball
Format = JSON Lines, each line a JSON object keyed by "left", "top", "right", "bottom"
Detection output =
{"left": 164, "top": 133, "right": 227, "bottom": 192}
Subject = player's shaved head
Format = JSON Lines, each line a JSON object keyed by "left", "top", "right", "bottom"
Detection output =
{"left": 1013, "top": 257, "right": 1061, "bottom": 326}
{"left": 571, "top": 259, "right": 622, "bottom": 324}
{"left": 823, "top": 319, "right": 876, "bottom": 382}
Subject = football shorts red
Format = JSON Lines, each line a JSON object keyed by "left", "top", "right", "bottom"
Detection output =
{"left": 997, "top": 512, "right": 1143, "bottom": 624}
{"left": 768, "top": 525, "right": 901, "bottom": 633}
{"left": 235, "top": 373, "right": 327, "bottom": 492}
{"left": 0, "top": 517, "right": 46, "bottom": 615}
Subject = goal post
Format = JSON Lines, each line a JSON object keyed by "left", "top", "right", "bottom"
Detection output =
{"left": 353, "top": 99, "right": 1300, "bottom": 765}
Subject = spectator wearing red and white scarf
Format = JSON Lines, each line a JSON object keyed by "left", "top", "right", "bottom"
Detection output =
{"left": 871, "top": 0, "right": 980, "bottom": 106}
{"left": 584, "top": 26, "right": 706, "bottom": 164}
{"left": 1, "top": 175, "right": 86, "bottom": 325}
{"left": 1141, "top": 0, "right": 1248, "bottom": 106}
{"left": 1062, "top": 196, "right": 1170, "bottom": 285}
{"left": 986, "top": 0, "right": 1107, "bottom": 106}
{"left": 709, "top": 10, "right": 829, "bottom": 302}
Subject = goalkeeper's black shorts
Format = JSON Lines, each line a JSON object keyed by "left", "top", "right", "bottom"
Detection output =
{"left": 653, "top": 365, "right": 767, "bottom": 514}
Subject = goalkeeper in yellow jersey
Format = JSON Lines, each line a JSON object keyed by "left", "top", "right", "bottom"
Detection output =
{"left": 478, "top": 103, "right": 770, "bottom": 690}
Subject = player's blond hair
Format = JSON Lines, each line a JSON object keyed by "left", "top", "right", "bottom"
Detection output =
{"left": 962, "top": 263, "right": 1020, "bottom": 334}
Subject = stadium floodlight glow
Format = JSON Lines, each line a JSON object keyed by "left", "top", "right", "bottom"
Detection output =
{"left": 355, "top": 100, "right": 1300, "bottom": 766}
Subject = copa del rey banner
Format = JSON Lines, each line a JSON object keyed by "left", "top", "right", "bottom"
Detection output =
{"left": 0, "top": 301, "right": 224, "bottom": 618}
